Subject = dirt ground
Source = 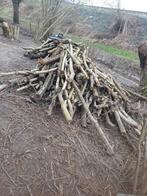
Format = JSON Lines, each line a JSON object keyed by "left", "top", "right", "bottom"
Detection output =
{"left": 0, "top": 35, "right": 143, "bottom": 196}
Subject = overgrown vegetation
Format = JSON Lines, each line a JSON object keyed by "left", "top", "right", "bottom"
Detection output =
{"left": 95, "top": 43, "right": 138, "bottom": 61}
{"left": 69, "top": 35, "right": 139, "bottom": 61}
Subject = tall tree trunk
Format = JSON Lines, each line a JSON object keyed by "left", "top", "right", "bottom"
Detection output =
{"left": 140, "top": 66, "right": 147, "bottom": 87}
{"left": 12, "top": 1, "right": 20, "bottom": 24}
{"left": 138, "top": 41, "right": 147, "bottom": 88}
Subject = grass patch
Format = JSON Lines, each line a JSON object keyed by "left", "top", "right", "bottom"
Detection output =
{"left": 95, "top": 43, "right": 138, "bottom": 61}
{"left": 68, "top": 35, "right": 139, "bottom": 62}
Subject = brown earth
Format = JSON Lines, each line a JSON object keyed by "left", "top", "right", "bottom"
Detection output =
{"left": 0, "top": 35, "right": 142, "bottom": 196}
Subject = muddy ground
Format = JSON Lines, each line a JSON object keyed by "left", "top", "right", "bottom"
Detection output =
{"left": 0, "top": 35, "right": 144, "bottom": 196}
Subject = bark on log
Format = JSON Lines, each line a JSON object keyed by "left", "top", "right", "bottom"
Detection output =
{"left": 36, "top": 72, "right": 53, "bottom": 97}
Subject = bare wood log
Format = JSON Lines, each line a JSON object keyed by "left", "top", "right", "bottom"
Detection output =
{"left": 37, "top": 55, "right": 60, "bottom": 65}
{"left": 48, "top": 92, "right": 57, "bottom": 116}
{"left": 72, "top": 80, "right": 114, "bottom": 155}
{"left": 64, "top": 89, "right": 75, "bottom": 118}
{"left": 106, "top": 113, "right": 115, "bottom": 127}
{"left": 118, "top": 110, "right": 141, "bottom": 135}
{"left": 58, "top": 92, "right": 72, "bottom": 122}
{"left": 81, "top": 107, "right": 87, "bottom": 128}
{"left": 113, "top": 78, "right": 128, "bottom": 102}
{"left": 47, "top": 74, "right": 56, "bottom": 91}
{"left": 0, "top": 67, "right": 57, "bottom": 77}
{"left": 96, "top": 98, "right": 109, "bottom": 109}
{"left": 38, "top": 64, "right": 48, "bottom": 78}
{"left": 119, "top": 110, "right": 139, "bottom": 128}
{"left": 62, "top": 79, "right": 67, "bottom": 91}
{"left": 114, "top": 110, "right": 136, "bottom": 148}
{"left": 68, "top": 88, "right": 74, "bottom": 100}
{"left": 23, "top": 38, "right": 52, "bottom": 51}
{"left": 83, "top": 53, "right": 99, "bottom": 83}
{"left": 66, "top": 49, "right": 82, "bottom": 66}
{"left": 61, "top": 51, "right": 67, "bottom": 72}
{"left": 48, "top": 47, "right": 58, "bottom": 55}
{"left": 40, "top": 47, "right": 55, "bottom": 52}
{"left": 68, "top": 43, "right": 75, "bottom": 81}
{"left": 55, "top": 75, "right": 60, "bottom": 90}
{"left": 17, "top": 83, "right": 37, "bottom": 92}
{"left": 126, "top": 88, "right": 147, "bottom": 102}
{"left": 114, "top": 110, "right": 127, "bottom": 136}
{"left": 36, "top": 72, "right": 53, "bottom": 97}
{"left": 113, "top": 84, "right": 129, "bottom": 102}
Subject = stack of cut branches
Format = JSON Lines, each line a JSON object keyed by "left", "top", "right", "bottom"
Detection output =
{"left": 0, "top": 38, "right": 142, "bottom": 154}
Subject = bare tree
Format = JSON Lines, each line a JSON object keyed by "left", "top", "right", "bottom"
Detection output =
{"left": 32, "top": 0, "right": 67, "bottom": 41}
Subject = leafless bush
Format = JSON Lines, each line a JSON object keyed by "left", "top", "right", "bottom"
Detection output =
{"left": 30, "top": 0, "right": 67, "bottom": 41}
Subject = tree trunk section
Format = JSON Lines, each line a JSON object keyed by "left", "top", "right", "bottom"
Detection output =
{"left": 12, "top": 1, "right": 19, "bottom": 24}
{"left": 2, "top": 22, "right": 10, "bottom": 37}
{"left": 140, "top": 66, "right": 147, "bottom": 87}
{"left": 0, "top": 18, "right": 10, "bottom": 38}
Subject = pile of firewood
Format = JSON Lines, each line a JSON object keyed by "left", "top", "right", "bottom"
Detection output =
{"left": 0, "top": 38, "right": 142, "bottom": 154}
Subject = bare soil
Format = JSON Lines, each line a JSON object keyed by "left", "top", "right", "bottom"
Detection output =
{"left": 0, "top": 35, "right": 141, "bottom": 196}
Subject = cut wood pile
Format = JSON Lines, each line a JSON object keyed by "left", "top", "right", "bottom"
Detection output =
{"left": 0, "top": 38, "right": 143, "bottom": 154}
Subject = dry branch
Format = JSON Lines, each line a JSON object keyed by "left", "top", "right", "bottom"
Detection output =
{"left": 72, "top": 80, "right": 114, "bottom": 155}
{"left": 0, "top": 68, "right": 58, "bottom": 77}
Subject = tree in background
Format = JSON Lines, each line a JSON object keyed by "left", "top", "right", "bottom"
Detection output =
{"left": 33, "top": 0, "right": 66, "bottom": 41}
{"left": 12, "top": 0, "right": 22, "bottom": 24}
{"left": 138, "top": 41, "right": 147, "bottom": 88}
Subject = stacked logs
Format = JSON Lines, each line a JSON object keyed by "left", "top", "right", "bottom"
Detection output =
{"left": 0, "top": 38, "right": 142, "bottom": 154}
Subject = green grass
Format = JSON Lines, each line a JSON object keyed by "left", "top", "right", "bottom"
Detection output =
{"left": 68, "top": 35, "right": 139, "bottom": 62}
{"left": 95, "top": 43, "right": 138, "bottom": 61}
